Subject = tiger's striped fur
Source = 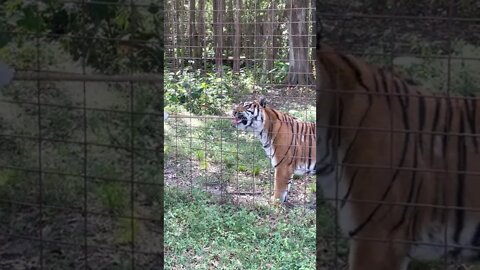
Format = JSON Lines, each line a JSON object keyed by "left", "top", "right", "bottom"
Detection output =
{"left": 231, "top": 97, "right": 316, "bottom": 204}
{"left": 316, "top": 32, "right": 480, "bottom": 269}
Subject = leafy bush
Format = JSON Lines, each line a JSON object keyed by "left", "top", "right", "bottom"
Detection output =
{"left": 365, "top": 39, "right": 480, "bottom": 96}
{"left": 1, "top": 1, "right": 162, "bottom": 73}
{"left": 397, "top": 41, "right": 480, "bottom": 95}
{"left": 164, "top": 67, "right": 257, "bottom": 115}
{"left": 266, "top": 61, "right": 289, "bottom": 85}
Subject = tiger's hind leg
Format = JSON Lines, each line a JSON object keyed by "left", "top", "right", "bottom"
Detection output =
{"left": 271, "top": 166, "right": 293, "bottom": 204}
{"left": 348, "top": 238, "right": 410, "bottom": 270}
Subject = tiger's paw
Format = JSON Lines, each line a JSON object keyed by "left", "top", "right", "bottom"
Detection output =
{"left": 271, "top": 190, "right": 289, "bottom": 205}
{"left": 270, "top": 196, "right": 283, "bottom": 206}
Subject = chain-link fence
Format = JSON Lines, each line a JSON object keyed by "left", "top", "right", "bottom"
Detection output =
{"left": 164, "top": 0, "right": 316, "bottom": 268}
{"left": 317, "top": 1, "right": 480, "bottom": 269}
{"left": 0, "top": 1, "right": 163, "bottom": 269}
{"left": 164, "top": 0, "right": 316, "bottom": 207}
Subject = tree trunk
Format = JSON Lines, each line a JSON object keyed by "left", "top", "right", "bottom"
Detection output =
{"left": 225, "top": 0, "right": 234, "bottom": 58}
{"left": 264, "top": 1, "right": 276, "bottom": 72}
{"left": 198, "top": 0, "right": 206, "bottom": 70}
{"left": 173, "top": 0, "right": 181, "bottom": 68}
{"left": 272, "top": 7, "right": 283, "bottom": 73}
{"left": 254, "top": 7, "right": 263, "bottom": 71}
{"left": 233, "top": 0, "right": 242, "bottom": 72}
{"left": 243, "top": 0, "right": 254, "bottom": 66}
{"left": 214, "top": 0, "right": 224, "bottom": 76}
{"left": 189, "top": 0, "right": 201, "bottom": 68}
{"left": 164, "top": 0, "right": 171, "bottom": 68}
{"left": 285, "top": 0, "right": 313, "bottom": 86}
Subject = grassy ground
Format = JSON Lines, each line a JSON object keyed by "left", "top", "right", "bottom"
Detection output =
{"left": 164, "top": 187, "right": 315, "bottom": 270}
{"left": 164, "top": 91, "right": 317, "bottom": 269}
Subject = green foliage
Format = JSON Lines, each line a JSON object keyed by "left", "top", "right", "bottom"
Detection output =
{"left": 164, "top": 68, "right": 252, "bottom": 115}
{"left": 307, "top": 182, "right": 316, "bottom": 193}
{"left": 251, "top": 166, "right": 261, "bottom": 176}
{"left": 195, "top": 150, "right": 208, "bottom": 170}
{"left": 116, "top": 216, "right": 140, "bottom": 245}
{"left": 0, "top": 39, "right": 69, "bottom": 70}
{"left": 0, "top": 0, "right": 162, "bottom": 73}
{"left": 224, "top": 156, "right": 236, "bottom": 169}
{"left": 287, "top": 106, "right": 316, "bottom": 122}
{"left": 199, "top": 159, "right": 209, "bottom": 170}
{"left": 96, "top": 181, "right": 128, "bottom": 214}
{"left": 131, "top": 87, "right": 163, "bottom": 150}
{"left": 365, "top": 39, "right": 480, "bottom": 96}
{"left": 0, "top": 170, "right": 37, "bottom": 214}
{"left": 267, "top": 61, "right": 289, "bottom": 85}
{"left": 165, "top": 69, "right": 221, "bottom": 115}
{"left": 0, "top": 170, "right": 21, "bottom": 202}
{"left": 195, "top": 150, "right": 206, "bottom": 162}
{"left": 43, "top": 175, "right": 83, "bottom": 207}
{"left": 237, "top": 164, "right": 248, "bottom": 172}
{"left": 0, "top": 169, "right": 16, "bottom": 189}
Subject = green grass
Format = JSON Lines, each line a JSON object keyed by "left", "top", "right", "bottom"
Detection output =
{"left": 116, "top": 216, "right": 140, "bottom": 245}
{"left": 164, "top": 187, "right": 315, "bottom": 270}
{"left": 286, "top": 105, "right": 316, "bottom": 122}
{"left": 95, "top": 182, "right": 128, "bottom": 214}
{"left": 164, "top": 116, "right": 270, "bottom": 185}
{"left": 163, "top": 97, "right": 316, "bottom": 269}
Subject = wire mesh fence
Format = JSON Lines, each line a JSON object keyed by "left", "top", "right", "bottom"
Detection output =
{"left": 0, "top": 1, "right": 163, "bottom": 269}
{"left": 317, "top": 0, "right": 480, "bottom": 269}
{"left": 164, "top": 0, "right": 316, "bottom": 268}
{"left": 5, "top": 0, "right": 478, "bottom": 269}
{"left": 164, "top": 1, "right": 316, "bottom": 209}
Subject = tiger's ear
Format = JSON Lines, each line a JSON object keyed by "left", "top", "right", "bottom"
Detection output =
{"left": 259, "top": 96, "right": 267, "bottom": 108}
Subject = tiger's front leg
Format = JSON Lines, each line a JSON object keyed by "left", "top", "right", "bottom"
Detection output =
{"left": 271, "top": 166, "right": 293, "bottom": 205}
{"left": 348, "top": 238, "right": 410, "bottom": 270}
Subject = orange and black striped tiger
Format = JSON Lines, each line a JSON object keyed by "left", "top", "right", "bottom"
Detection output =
{"left": 231, "top": 97, "right": 316, "bottom": 204}
{"left": 316, "top": 28, "right": 480, "bottom": 269}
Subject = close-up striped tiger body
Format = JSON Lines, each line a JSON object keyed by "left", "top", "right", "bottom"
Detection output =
{"left": 231, "top": 97, "right": 316, "bottom": 204}
{"left": 315, "top": 28, "right": 480, "bottom": 268}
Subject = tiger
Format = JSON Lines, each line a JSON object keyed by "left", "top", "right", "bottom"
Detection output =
{"left": 231, "top": 97, "right": 316, "bottom": 204}
{"left": 315, "top": 25, "right": 480, "bottom": 269}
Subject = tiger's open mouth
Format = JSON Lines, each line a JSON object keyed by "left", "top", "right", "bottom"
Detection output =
{"left": 231, "top": 114, "right": 247, "bottom": 127}
{"left": 231, "top": 117, "right": 241, "bottom": 125}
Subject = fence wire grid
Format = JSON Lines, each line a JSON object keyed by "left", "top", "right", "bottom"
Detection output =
{"left": 316, "top": 0, "right": 480, "bottom": 270}
{"left": 164, "top": 0, "right": 316, "bottom": 206}
{"left": 164, "top": 0, "right": 317, "bottom": 268}
{"left": 4, "top": 0, "right": 479, "bottom": 270}
{"left": 0, "top": 1, "right": 163, "bottom": 269}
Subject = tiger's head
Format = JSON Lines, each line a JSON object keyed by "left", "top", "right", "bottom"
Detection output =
{"left": 231, "top": 96, "right": 268, "bottom": 132}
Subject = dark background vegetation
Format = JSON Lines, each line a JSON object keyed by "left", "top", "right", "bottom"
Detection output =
{"left": 319, "top": 1, "right": 480, "bottom": 269}
{"left": 0, "top": 1, "right": 163, "bottom": 269}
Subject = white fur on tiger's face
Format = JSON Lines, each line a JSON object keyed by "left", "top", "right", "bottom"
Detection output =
{"left": 231, "top": 101, "right": 265, "bottom": 134}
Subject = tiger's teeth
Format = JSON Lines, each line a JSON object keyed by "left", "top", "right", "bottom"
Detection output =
{"left": 231, "top": 118, "right": 241, "bottom": 125}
